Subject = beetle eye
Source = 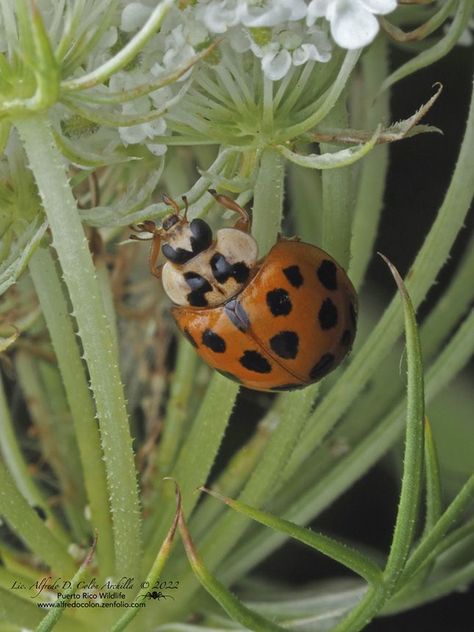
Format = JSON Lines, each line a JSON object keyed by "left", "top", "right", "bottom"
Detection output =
{"left": 162, "top": 214, "right": 179, "bottom": 231}
{"left": 190, "top": 218, "right": 212, "bottom": 254}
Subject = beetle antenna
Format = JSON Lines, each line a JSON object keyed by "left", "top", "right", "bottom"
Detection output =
{"left": 162, "top": 193, "right": 180, "bottom": 215}
{"left": 182, "top": 195, "right": 189, "bottom": 220}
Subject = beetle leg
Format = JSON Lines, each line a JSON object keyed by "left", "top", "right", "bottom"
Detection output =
{"left": 208, "top": 189, "right": 251, "bottom": 233}
{"left": 129, "top": 221, "right": 163, "bottom": 279}
{"left": 148, "top": 232, "right": 163, "bottom": 279}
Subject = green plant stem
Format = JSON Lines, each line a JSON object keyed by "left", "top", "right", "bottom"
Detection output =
{"left": 142, "top": 375, "right": 238, "bottom": 571}
{"left": 0, "top": 375, "right": 69, "bottom": 545}
{"left": 421, "top": 237, "right": 474, "bottom": 360}
{"left": 190, "top": 403, "right": 283, "bottom": 540}
{"left": 385, "top": 560, "right": 474, "bottom": 613}
{"left": 0, "top": 460, "right": 76, "bottom": 576}
{"left": 61, "top": 0, "right": 175, "bottom": 91}
{"left": 14, "top": 352, "right": 87, "bottom": 541}
{"left": 280, "top": 50, "right": 361, "bottom": 141}
{"left": 333, "top": 585, "right": 386, "bottom": 632}
{"left": 35, "top": 538, "right": 97, "bottom": 632}
{"left": 385, "top": 520, "right": 474, "bottom": 613}
{"left": 220, "top": 307, "right": 473, "bottom": 586}
{"left": 287, "top": 163, "right": 323, "bottom": 242}
{"left": 423, "top": 418, "right": 443, "bottom": 533}
{"left": 319, "top": 92, "right": 352, "bottom": 268}
{"left": 381, "top": 259, "right": 425, "bottom": 595}
{"left": 28, "top": 246, "right": 115, "bottom": 575}
{"left": 205, "top": 489, "right": 382, "bottom": 585}
{"left": 252, "top": 148, "right": 285, "bottom": 255}
{"left": 111, "top": 497, "right": 179, "bottom": 632}
{"left": 350, "top": 37, "right": 390, "bottom": 290}
{"left": 380, "top": 0, "right": 473, "bottom": 93}
{"left": 178, "top": 495, "right": 287, "bottom": 632}
{"left": 157, "top": 387, "right": 317, "bottom": 624}
{"left": 0, "top": 587, "right": 85, "bottom": 632}
{"left": 16, "top": 115, "right": 141, "bottom": 578}
{"left": 402, "top": 474, "right": 474, "bottom": 583}
{"left": 155, "top": 339, "right": 199, "bottom": 477}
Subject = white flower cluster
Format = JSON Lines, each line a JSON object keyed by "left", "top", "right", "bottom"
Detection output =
{"left": 115, "top": 0, "right": 396, "bottom": 151}
{"left": 122, "top": 1, "right": 397, "bottom": 81}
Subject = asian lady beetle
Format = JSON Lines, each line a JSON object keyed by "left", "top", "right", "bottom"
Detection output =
{"left": 132, "top": 191, "right": 357, "bottom": 392}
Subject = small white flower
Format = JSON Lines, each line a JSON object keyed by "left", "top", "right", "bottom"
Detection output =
{"left": 120, "top": 2, "right": 153, "bottom": 32}
{"left": 119, "top": 116, "right": 167, "bottom": 145}
{"left": 307, "top": 0, "right": 397, "bottom": 49}
{"left": 240, "top": 0, "right": 308, "bottom": 28}
{"left": 227, "top": 26, "right": 253, "bottom": 53}
{"left": 250, "top": 21, "right": 332, "bottom": 80}
{"left": 116, "top": 88, "right": 168, "bottom": 151}
{"left": 146, "top": 142, "right": 168, "bottom": 156}
{"left": 195, "top": 0, "right": 241, "bottom": 34}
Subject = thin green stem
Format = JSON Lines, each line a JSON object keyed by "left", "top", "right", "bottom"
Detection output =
{"left": 155, "top": 339, "right": 199, "bottom": 477}
{"left": 401, "top": 474, "right": 474, "bottom": 583}
{"left": 16, "top": 115, "right": 141, "bottom": 578}
{"left": 190, "top": 403, "right": 282, "bottom": 540}
{"left": 142, "top": 375, "right": 238, "bottom": 570}
{"left": 350, "top": 37, "right": 390, "bottom": 290}
{"left": 423, "top": 418, "right": 443, "bottom": 533}
{"left": 15, "top": 352, "right": 87, "bottom": 540}
{"left": 380, "top": 0, "right": 473, "bottom": 92}
{"left": 319, "top": 92, "right": 352, "bottom": 268}
{"left": 111, "top": 496, "right": 179, "bottom": 632}
{"left": 278, "top": 50, "right": 361, "bottom": 142}
{"left": 203, "top": 489, "right": 382, "bottom": 586}
{"left": 381, "top": 258, "right": 425, "bottom": 593}
{"left": 35, "top": 538, "right": 97, "bottom": 632}
{"left": 421, "top": 237, "right": 474, "bottom": 360}
{"left": 155, "top": 387, "right": 317, "bottom": 623}
{"left": 29, "top": 246, "right": 115, "bottom": 575}
{"left": 0, "top": 460, "right": 77, "bottom": 576}
{"left": 61, "top": 0, "right": 175, "bottom": 91}
{"left": 0, "top": 375, "right": 69, "bottom": 545}
{"left": 333, "top": 585, "right": 386, "bottom": 632}
{"left": 262, "top": 76, "right": 274, "bottom": 132}
{"left": 252, "top": 148, "right": 285, "bottom": 255}
{"left": 219, "top": 306, "right": 473, "bottom": 586}
{"left": 178, "top": 495, "right": 287, "bottom": 632}
{"left": 386, "top": 560, "right": 474, "bottom": 613}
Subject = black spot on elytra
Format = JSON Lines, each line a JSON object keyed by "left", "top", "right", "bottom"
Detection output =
{"left": 271, "top": 383, "right": 307, "bottom": 391}
{"left": 340, "top": 329, "right": 353, "bottom": 347}
{"left": 283, "top": 265, "right": 303, "bottom": 288}
{"left": 224, "top": 298, "right": 250, "bottom": 332}
{"left": 33, "top": 505, "right": 47, "bottom": 521}
{"left": 350, "top": 301, "right": 357, "bottom": 328}
{"left": 318, "top": 297, "right": 338, "bottom": 330}
{"left": 211, "top": 253, "right": 250, "bottom": 284}
{"left": 239, "top": 350, "right": 272, "bottom": 374}
{"left": 183, "top": 327, "right": 198, "bottom": 348}
{"left": 216, "top": 369, "right": 243, "bottom": 384}
{"left": 309, "top": 353, "right": 335, "bottom": 380}
{"left": 317, "top": 260, "right": 338, "bottom": 291}
{"left": 202, "top": 329, "right": 226, "bottom": 353}
{"left": 184, "top": 272, "right": 212, "bottom": 307}
{"left": 269, "top": 331, "right": 299, "bottom": 359}
{"left": 266, "top": 288, "right": 292, "bottom": 316}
